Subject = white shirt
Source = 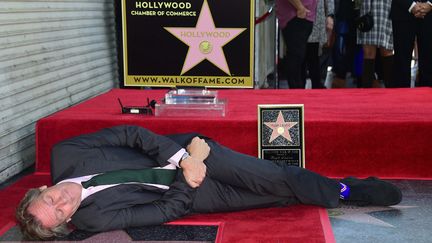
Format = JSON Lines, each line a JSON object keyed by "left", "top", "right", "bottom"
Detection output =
{"left": 57, "top": 149, "right": 185, "bottom": 201}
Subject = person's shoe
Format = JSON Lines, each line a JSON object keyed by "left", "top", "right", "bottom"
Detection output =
{"left": 372, "top": 79, "right": 383, "bottom": 88}
{"left": 331, "top": 77, "right": 346, "bottom": 88}
{"left": 340, "top": 177, "right": 402, "bottom": 206}
{"left": 312, "top": 82, "right": 327, "bottom": 89}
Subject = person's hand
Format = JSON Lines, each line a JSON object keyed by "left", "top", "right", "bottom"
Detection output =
{"left": 181, "top": 156, "right": 206, "bottom": 188}
{"left": 418, "top": 2, "right": 432, "bottom": 16}
{"left": 297, "top": 6, "right": 310, "bottom": 19}
{"left": 180, "top": 137, "right": 210, "bottom": 188}
{"left": 411, "top": 3, "right": 429, "bottom": 18}
{"left": 326, "top": 16, "right": 334, "bottom": 32}
{"left": 325, "top": 16, "right": 334, "bottom": 47}
{"left": 411, "top": 3, "right": 422, "bottom": 17}
{"left": 186, "top": 137, "right": 210, "bottom": 161}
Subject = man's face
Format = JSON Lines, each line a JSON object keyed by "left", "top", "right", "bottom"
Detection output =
{"left": 27, "top": 182, "right": 82, "bottom": 228}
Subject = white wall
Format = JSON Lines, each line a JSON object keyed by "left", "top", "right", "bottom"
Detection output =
{"left": 0, "top": 0, "right": 119, "bottom": 183}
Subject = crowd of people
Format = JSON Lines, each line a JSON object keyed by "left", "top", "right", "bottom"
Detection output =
{"left": 276, "top": 0, "right": 432, "bottom": 88}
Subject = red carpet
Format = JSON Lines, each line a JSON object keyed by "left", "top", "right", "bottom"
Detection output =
{"left": 4, "top": 87, "right": 432, "bottom": 241}
{"left": 172, "top": 206, "right": 334, "bottom": 243}
{"left": 0, "top": 173, "right": 50, "bottom": 236}
{"left": 36, "top": 88, "right": 432, "bottom": 179}
{"left": 0, "top": 174, "right": 334, "bottom": 243}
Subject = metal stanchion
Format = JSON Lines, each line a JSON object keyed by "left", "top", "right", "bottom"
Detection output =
{"left": 255, "top": 5, "right": 278, "bottom": 89}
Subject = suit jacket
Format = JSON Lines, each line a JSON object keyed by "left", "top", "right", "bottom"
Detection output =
{"left": 391, "top": 0, "right": 429, "bottom": 20}
{"left": 50, "top": 125, "right": 199, "bottom": 232}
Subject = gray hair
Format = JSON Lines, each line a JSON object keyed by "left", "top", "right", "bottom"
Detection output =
{"left": 16, "top": 188, "right": 70, "bottom": 240}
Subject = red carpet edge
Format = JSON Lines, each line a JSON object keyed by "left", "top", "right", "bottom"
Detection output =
{"left": 319, "top": 208, "right": 336, "bottom": 243}
{"left": 0, "top": 221, "right": 15, "bottom": 237}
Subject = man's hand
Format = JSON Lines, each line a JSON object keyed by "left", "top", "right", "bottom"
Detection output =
{"left": 419, "top": 2, "right": 432, "bottom": 16}
{"left": 411, "top": 3, "right": 423, "bottom": 18}
{"left": 186, "top": 137, "right": 210, "bottom": 161}
{"left": 181, "top": 156, "right": 206, "bottom": 188}
{"left": 180, "top": 137, "right": 210, "bottom": 188}
{"left": 411, "top": 2, "right": 431, "bottom": 18}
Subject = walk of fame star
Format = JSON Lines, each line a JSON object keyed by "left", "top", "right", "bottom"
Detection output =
{"left": 164, "top": 0, "right": 246, "bottom": 75}
{"left": 264, "top": 111, "right": 298, "bottom": 143}
{"left": 329, "top": 205, "right": 417, "bottom": 227}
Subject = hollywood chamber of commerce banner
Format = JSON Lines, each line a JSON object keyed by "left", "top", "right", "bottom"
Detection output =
{"left": 121, "top": 0, "right": 254, "bottom": 88}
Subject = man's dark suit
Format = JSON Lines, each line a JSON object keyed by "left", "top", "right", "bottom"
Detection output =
{"left": 390, "top": 0, "right": 432, "bottom": 87}
{"left": 51, "top": 125, "right": 340, "bottom": 232}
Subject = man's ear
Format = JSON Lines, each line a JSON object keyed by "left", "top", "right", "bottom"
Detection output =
{"left": 38, "top": 185, "right": 48, "bottom": 191}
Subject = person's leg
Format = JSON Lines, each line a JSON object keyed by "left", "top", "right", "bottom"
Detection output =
{"left": 301, "top": 48, "right": 309, "bottom": 86}
{"left": 417, "top": 16, "right": 432, "bottom": 87}
{"left": 360, "top": 45, "right": 377, "bottom": 88}
{"left": 307, "top": 43, "right": 325, "bottom": 89}
{"left": 192, "top": 178, "right": 300, "bottom": 213}
{"left": 204, "top": 140, "right": 341, "bottom": 208}
{"left": 379, "top": 48, "right": 395, "bottom": 88}
{"left": 392, "top": 19, "right": 416, "bottom": 87}
{"left": 204, "top": 140, "right": 401, "bottom": 207}
{"left": 331, "top": 21, "right": 357, "bottom": 88}
{"left": 319, "top": 45, "right": 332, "bottom": 85}
{"left": 281, "top": 18, "right": 313, "bottom": 89}
{"left": 331, "top": 21, "right": 348, "bottom": 88}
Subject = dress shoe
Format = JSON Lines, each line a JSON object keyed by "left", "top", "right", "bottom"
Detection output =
{"left": 340, "top": 177, "right": 402, "bottom": 206}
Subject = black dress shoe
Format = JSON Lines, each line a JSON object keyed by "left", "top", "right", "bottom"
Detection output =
{"left": 340, "top": 177, "right": 402, "bottom": 206}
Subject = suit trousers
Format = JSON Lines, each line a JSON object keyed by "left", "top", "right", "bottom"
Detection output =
{"left": 392, "top": 14, "right": 432, "bottom": 87}
{"left": 191, "top": 140, "right": 341, "bottom": 213}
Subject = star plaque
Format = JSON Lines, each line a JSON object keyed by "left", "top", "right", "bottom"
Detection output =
{"left": 258, "top": 105, "right": 305, "bottom": 167}
{"left": 121, "top": 0, "right": 254, "bottom": 88}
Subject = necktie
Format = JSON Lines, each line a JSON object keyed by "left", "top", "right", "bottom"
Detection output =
{"left": 81, "top": 168, "right": 177, "bottom": 189}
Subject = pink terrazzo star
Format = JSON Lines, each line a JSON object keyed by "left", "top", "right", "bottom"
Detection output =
{"left": 164, "top": 0, "right": 246, "bottom": 75}
{"left": 264, "top": 111, "right": 298, "bottom": 143}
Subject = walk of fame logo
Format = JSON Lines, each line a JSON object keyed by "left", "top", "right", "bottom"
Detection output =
{"left": 122, "top": 0, "right": 254, "bottom": 87}
{"left": 164, "top": 0, "right": 246, "bottom": 75}
{"left": 199, "top": 41, "right": 212, "bottom": 54}
{"left": 329, "top": 205, "right": 417, "bottom": 228}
